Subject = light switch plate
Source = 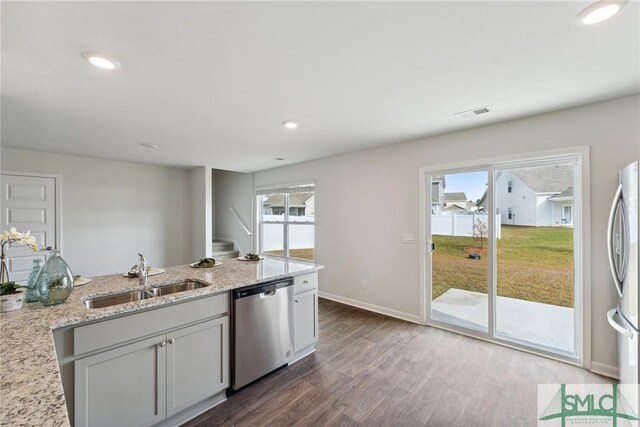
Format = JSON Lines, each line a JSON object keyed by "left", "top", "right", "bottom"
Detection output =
{"left": 402, "top": 233, "right": 415, "bottom": 244}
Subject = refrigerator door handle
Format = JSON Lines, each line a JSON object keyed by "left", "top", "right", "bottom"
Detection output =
{"left": 607, "top": 183, "right": 624, "bottom": 298}
{"left": 607, "top": 308, "right": 634, "bottom": 339}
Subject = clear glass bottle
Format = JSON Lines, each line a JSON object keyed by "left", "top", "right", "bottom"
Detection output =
{"left": 25, "top": 258, "right": 44, "bottom": 302}
{"left": 36, "top": 250, "right": 74, "bottom": 306}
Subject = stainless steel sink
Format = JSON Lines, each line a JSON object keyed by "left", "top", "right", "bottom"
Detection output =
{"left": 148, "top": 281, "right": 210, "bottom": 296}
{"left": 84, "top": 290, "right": 154, "bottom": 309}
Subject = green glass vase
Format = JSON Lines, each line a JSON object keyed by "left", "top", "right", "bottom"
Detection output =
{"left": 26, "top": 258, "right": 44, "bottom": 302}
{"left": 36, "top": 250, "right": 74, "bottom": 306}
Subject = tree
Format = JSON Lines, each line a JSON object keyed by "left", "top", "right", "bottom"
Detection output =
{"left": 473, "top": 218, "right": 488, "bottom": 250}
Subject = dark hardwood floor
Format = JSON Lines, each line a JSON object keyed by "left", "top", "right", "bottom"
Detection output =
{"left": 185, "top": 299, "right": 610, "bottom": 426}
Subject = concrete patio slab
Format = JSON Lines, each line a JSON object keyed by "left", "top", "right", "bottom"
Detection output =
{"left": 432, "top": 289, "right": 574, "bottom": 353}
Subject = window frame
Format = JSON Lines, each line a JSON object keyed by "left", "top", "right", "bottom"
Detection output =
{"left": 419, "top": 146, "right": 590, "bottom": 368}
{"left": 256, "top": 184, "right": 315, "bottom": 262}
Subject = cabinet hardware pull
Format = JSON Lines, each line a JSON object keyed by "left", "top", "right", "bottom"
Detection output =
{"left": 159, "top": 341, "right": 166, "bottom": 347}
{"left": 303, "top": 280, "right": 309, "bottom": 284}
{"left": 295, "top": 299, "right": 300, "bottom": 303}
{"left": 168, "top": 338, "right": 175, "bottom": 344}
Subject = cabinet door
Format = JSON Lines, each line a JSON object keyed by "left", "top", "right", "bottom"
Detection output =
{"left": 166, "top": 317, "right": 229, "bottom": 417}
{"left": 294, "top": 289, "right": 318, "bottom": 352}
{"left": 75, "top": 335, "right": 167, "bottom": 427}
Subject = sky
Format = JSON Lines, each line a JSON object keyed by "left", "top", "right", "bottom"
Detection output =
{"left": 444, "top": 171, "right": 488, "bottom": 201}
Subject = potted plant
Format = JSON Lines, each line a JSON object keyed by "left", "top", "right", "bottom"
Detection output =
{"left": 0, "top": 281, "right": 26, "bottom": 312}
{"left": 1, "top": 227, "right": 39, "bottom": 312}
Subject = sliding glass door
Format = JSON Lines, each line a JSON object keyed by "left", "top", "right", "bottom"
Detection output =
{"left": 429, "top": 170, "right": 490, "bottom": 333}
{"left": 425, "top": 156, "right": 580, "bottom": 361}
{"left": 494, "top": 161, "right": 576, "bottom": 355}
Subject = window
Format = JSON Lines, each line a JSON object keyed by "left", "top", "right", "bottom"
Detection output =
{"left": 507, "top": 207, "right": 513, "bottom": 220}
{"left": 563, "top": 205, "right": 572, "bottom": 225}
{"left": 507, "top": 180, "right": 512, "bottom": 193}
{"left": 257, "top": 184, "right": 315, "bottom": 261}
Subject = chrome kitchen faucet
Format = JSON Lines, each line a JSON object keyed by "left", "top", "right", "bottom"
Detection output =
{"left": 138, "top": 253, "right": 147, "bottom": 287}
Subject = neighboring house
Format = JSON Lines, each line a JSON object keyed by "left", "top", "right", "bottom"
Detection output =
{"left": 431, "top": 175, "right": 446, "bottom": 214}
{"left": 478, "top": 165, "right": 574, "bottom": 227}
{"left": 443, "top": 192, "right": 474, "bottom": 211}
{"left": 263, "top": 192, "right": 315, "bottom": 216}
{"left": 443, "top": 204, "right": 467, "bottom": 212}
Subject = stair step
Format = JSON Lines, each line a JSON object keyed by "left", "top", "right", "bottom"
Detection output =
{"left": 212, "top": 250, "right": 239, "bottom": 260}
{"left": 212, "top": 240, "right": 234, "bottom": 251}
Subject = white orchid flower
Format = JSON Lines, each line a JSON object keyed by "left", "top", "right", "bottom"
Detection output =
{"left": 1, "top": 228, "right": 39, "bottom": 252}
{"left": 8, "top": 227, "right": 23, "bottom": 240}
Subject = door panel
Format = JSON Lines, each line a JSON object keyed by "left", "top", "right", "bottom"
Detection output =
{"left": 166, "top": 318, "right": 229, "bottom": 417}
{"left": 1, "top": 174, "right": 57, "bottom": 283}
{"left": 429, "top": 170, "right": 490, "bottom": 332}
{"left": 74, "top": 334, "right": 167, "bottom": 427}
{"left": 495, "top": 162, "right": 576, "bottom": 355}
{"left": 294, "top": 289, "right": 318, "bottom": 352}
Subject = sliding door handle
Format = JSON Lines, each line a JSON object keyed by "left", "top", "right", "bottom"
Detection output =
{"left": 426, "top": 241, "right": 436, "bottom": 254}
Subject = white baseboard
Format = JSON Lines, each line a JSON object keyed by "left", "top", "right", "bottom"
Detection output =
{"left": 319, "top": 291, "right": 422, "bottom": 324}
{"left": 590, "top": 361, "right": 619, "bottom": 380}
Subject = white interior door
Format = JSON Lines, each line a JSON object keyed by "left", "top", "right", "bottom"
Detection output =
{"left": 1, "top": 173, "right": 57, "bottom": 284}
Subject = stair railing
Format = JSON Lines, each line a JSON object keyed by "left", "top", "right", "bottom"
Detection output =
{"left": 229, "top": 207, "right": 252, "bottom": 236}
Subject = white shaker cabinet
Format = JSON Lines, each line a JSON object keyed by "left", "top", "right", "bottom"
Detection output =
{"left": 74, "top": 334, "right": 167, "bottom": 427}
{"left": 66, "top": 294, "right": 230, "bottom": 427}
{"left": 166, "top": 317, "right": 229, "bottom": 417}
{"left": 292, "top": 272, "right": 319, "bottom": 361}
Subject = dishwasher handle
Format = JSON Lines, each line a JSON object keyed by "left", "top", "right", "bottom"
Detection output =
{"left": 233, "top": 278, "right": 294, "bottom": 299}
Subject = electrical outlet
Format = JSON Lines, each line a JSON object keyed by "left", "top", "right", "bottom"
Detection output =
{"left": 360, "top": 280, "right": 366, "bottom": 289}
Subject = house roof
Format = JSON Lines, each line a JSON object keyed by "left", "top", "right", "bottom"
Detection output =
{"left": 443, "top": 204, "right": 467, "bottom": 212}
{"left": 477, "top": 190, "right": 487, "bottom": 206}
{"left": 263, "top": 192, "right": 313, "bottom": 207}
{"left": 510, "top": 164, "right": 574, "bottom": 194}
{"left": 548, "top": 187, "right": 573, "bottom": 200}
{"left": 444, "top": 192, "right": 468, "bottom": 202}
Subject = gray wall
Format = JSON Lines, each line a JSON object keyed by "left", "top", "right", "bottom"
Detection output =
{"left": 213, "top": 169, "right": 253, "bottom": 255}
{"left": 191, "top": 166, "right": 213, "bottom": 260}
{"left": 251, "top": 94, "right": 640, "bottom": 375}
{"left": 1, "top": 147, "right": 193, "bottom": 276}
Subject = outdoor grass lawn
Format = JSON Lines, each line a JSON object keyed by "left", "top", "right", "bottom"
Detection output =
{"left": 432, "top": 225, "right": 574, "bottom": 307}
{"left": 264, "top": 248, "right": 314, "bottom": 261}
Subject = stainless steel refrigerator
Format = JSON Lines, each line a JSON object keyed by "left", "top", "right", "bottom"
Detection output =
{"left": 607, "top": 161, "right": 639, "bottom": 384}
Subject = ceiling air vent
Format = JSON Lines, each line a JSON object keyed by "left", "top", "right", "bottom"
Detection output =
{"left": 455, "top": 106, "right": 490, "bottom": 119}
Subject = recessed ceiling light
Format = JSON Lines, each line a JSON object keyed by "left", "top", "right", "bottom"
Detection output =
{"left": 576, "top": 0, "right": 627, "bottom": 25}
{"left": 282, "top": 121, "right": 299, "bottom": 129}
{"left": 141, "top": 143, "right": 158, "bottom": 149}
{"left": 82, "top": 51, "right": 120, "bottom": 70}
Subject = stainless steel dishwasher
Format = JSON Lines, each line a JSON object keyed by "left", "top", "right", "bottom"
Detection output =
{"left": 232, "top": 278, "right": 294, "bottom": 390}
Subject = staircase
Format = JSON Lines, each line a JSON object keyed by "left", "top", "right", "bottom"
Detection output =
{"left": 211, "top": 240, "right": 239, "bottom": 260}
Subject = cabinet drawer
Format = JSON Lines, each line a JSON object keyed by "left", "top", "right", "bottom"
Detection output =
{"left": 294, "top": 272, "right": 318, "bottom": 294}
{"left": 74, "top": 293, "right": 228, "bottom": 356}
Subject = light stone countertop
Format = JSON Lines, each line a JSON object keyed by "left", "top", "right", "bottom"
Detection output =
{"left": 0, "top": 257, "right": 323, "bottom": 427}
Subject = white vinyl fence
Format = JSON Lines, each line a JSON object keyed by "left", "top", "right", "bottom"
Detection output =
{"left": 432, "top": 213, "right": 501, "bottom": 239}
{"left": 261, "top": 215, "right": 315, "bottom": 251}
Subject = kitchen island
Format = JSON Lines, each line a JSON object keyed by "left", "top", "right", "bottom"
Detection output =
{"left": 0, "top": 257, "right": 323, "bottom": 427}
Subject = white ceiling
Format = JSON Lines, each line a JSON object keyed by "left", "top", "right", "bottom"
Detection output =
{"left": 2, "top": 1, "right": 639, "bottom": 172}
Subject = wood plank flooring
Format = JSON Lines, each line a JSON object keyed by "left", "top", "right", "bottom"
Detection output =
{"left": 184, "top": 299, "right": 611, "bottom": 427}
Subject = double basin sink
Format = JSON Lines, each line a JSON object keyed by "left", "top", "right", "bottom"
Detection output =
{"left": 84, "top": 281, "right": 209, "bottom": 309}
